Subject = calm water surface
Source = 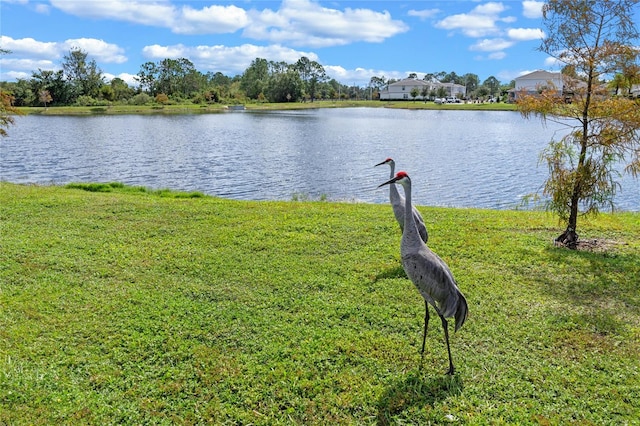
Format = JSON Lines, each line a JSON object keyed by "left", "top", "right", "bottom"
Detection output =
{"left": 2, "top": 108, "right": 638, "bottom": 211}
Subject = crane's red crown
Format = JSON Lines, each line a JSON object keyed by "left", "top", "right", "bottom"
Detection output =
{"left": 396, "top": 171, "right": 409, "bottom": 179}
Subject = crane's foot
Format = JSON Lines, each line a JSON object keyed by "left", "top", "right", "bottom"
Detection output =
{"left": 418, "top": 350, "right": 425, "bottom": 369}
{"left": 445, "top": 366, "right": 455, "bottom": 375}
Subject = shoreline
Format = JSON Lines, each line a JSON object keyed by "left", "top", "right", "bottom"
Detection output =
{"left": 15, "top": 100, "right": 518, "bottom": 115}
{"left": 2, "top": 181, "right": 638, "bottom": 213}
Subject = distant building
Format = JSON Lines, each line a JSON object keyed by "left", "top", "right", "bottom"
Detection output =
{"left": 508, "top": 70, "right": 564, "bottom": 101}
{"left": 509, "top": 69, "right": 594, "bottom": 102}
{"left": 379, "top": 78, "right": 466, "bottom": 101}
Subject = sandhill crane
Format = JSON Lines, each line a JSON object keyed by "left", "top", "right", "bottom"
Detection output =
{"left": 379, "top": 171, "right": 468, "bottom": 375}
{"left": 375, "top": 158, "right": 428, "bottom": 243}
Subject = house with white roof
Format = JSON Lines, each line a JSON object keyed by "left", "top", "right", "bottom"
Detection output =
{"left": 508, "top": 70, "right": 565, "bottom": 101}
{"left": 509, "top": 69, "right": 595, "bottom": 102}
{"left": 379, "top": 78, "right": 466, "bottom": 101}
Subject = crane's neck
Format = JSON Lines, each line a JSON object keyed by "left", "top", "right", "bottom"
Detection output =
{"left": 401, "top": 180, "right": 422, "bottom": 245}
{"left": 389, "top": 163, "right": 400, "bottom": 199}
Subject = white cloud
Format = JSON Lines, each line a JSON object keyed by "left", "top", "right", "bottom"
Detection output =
{"left": 323, "top": 66, "right": 436, "bottom": 85}
{"left": 488, "top": 51, "right": 507, "bottom": 60}
{"left": 34, "top": 3, "right": 51, "bottom": 14}
{"left": 324, "top": 65, "right": 401, "bottom": 84}
{"left": 62, "top": 38, "right": 127, "bottom": 63}
{"left": 142, "top": 43, "right": 318, "bottom": 76}
{"left": 436, "top": 13, "right": 498, "bottom": 37}
{"left": 0, "top": 36, "right": 59, "bottom": 59}
{"left": 522, "top": 1, "right": 544, "bottom": 19}
{"left": 245, "top": 0, "right": 408, "bottom": 48}
{"left": 435, "top": 1, "right": 514, "bottom": 38}
{"left": 407, "top": 9, "right": 440, "bottom": 20}
{"left": 3, "top": 70, "right": 31, "bottom": 80}
{"left": 103, "top": 72, "right": 139, "bottom": 87}
{"left": 48, "top": 0, "right": 407, "bottom": 47}
{"left": 174, "top": 4, "right": 249, "bottom": 35}
{"left": 507, "top": 28, "right": 545, "bottom": 41}
{"left": 0, "top": 57, "right": 57, "bottom": 71}
{"left": 141, "top": 39, "right": 410, "bottom": 84}
{"left": 474, "top": 2, "right": 507, "bottom": 15}
{"left": 473, "top": 50, "right": 507, "bottom": 62}
{"left": 50, "top": 0, "right": 175, "bottom": 27}
{"left": 50, "top": 1, "right": 250, "bottom": 35}
{"left": 325, "top": 65, "right": 371, "bottom": 82}
{"left": 497, "top": 69, "right": 533, "bottom": 81}
{"left": 544, "top": 56, "right": 564, "bottom": 69}
{"left": 1, "top": 35, "right": 126, "bottom": 64}
{"left": 470, "top": 38, "right": 514, "bottom": 52}
{"left": 0, "top": 55, "right": 58, "bottom": 81}
{"left": 142, "top": 44, "right": 188, "bottom": 60}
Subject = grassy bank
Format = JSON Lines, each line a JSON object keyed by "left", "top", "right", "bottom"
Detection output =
{"left": 1, "top": 182, "right": 638, "bottom": 424}
{"left": 17, "top": 100, "right": 517, "bottom": 115}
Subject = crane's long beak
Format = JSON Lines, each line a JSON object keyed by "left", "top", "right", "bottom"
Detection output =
{"left": 378, "top": 176, "right": 398, "bottom": 188}
{"left": 374, "top": 160, "right": 387, "bottom": 167}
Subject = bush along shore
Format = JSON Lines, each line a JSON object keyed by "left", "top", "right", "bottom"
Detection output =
{"left": 15, "top": 99, "right": 518, "bottom": 115}
{"left": 1, "top": 182, "right": 638, "bottom": 424}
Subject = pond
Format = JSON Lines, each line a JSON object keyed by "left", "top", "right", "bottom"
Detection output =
{"left": 2, "top": 108, "right": 638, "bottom": 211}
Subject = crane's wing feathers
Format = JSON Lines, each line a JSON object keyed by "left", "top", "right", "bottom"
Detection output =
{"left": 401, "top": 247, "right": 463, "bottom": 320}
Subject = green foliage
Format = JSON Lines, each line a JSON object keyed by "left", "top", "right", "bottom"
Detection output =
{"left": 539, "top": 134, "right": 620, "bottom": 221}
{"left": 290, "top": 192, "right": 328, "bottom": 202}
{"left": 75, "top": 95, "right": 108, "bottom": 107}
{"left": 1, "top": 183, "right": 638, "bottom": 424}
{"left": 64, "top": 182, "right": 205, "bottom": 198}
{"left": 1, "top": 89, "right": 20, "bottom": 136}
{"left": 65, "top": 181, "right": 128, "bottom": 192}
{"left": 62, "top": 48, "right": 104, "bottom": 101}
{"left": 5, "top": 48, "right": 528, "bottom": 107}
{"left": 519, "top": 0, "right": 640, "bottom": 239}
{"left": 128, "top": 93, "right": 152, "bottom": 106}
{"left": 155, "top": 93, "right": 169, "bottom": 104}
{"left": 16, "top": 100, "right": 519, "bottom": 115}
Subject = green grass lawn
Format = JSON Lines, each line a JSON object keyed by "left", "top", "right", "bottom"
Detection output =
{"left": 1, "top": 182, "right": 638, "bottom": 424}
{"left": 17, "top": 100, "right": 517, "bottom": 115}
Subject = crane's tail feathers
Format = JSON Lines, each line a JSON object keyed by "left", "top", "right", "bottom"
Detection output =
{"left": 454, "top": 292, "right": 468, "bottom": 332}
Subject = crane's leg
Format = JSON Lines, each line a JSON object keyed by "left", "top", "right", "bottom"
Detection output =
{"left": 439, "top": 314, "right": 455, "bottom": 375}
{"left": 421, "top": 300, "right": 430, "bottom": 356}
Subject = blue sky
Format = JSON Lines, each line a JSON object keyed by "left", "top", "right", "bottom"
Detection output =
{"left": 0, "top": 0, "right": 608, "bottom": 87}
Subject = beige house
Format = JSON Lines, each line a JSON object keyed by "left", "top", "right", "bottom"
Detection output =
{"left": 509, "top": 69, "right": 595, "bottom": 102}
{"left": 508, "top": 70, "right": 564, "bottom": 101}
{"left": 379, "top": 78, "right": 466, "bottom": 101}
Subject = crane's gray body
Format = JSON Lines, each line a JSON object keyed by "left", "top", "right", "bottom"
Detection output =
{"left": 400, "top": 202, "right": 467, "bottom": 330}
{"left": 379, "top": 171, "right": 468, "bottom": 374}
{"left": 376, "top": 159, "right": 428, "bottom": 244}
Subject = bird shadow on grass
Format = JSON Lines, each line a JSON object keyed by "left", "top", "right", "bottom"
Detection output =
{"left": 376, "top": 369, "right": 463, "bottom": 425}
{"left": 373, "top": 265, "right": 407, "bottom": 282}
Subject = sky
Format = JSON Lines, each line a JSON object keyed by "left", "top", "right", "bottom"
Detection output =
{"left": 0, "top": 0, "right": 628, "bottom": 87}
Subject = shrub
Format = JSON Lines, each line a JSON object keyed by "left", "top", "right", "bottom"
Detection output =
{"left": 129, "top": 93, "right": 152, "bottom": 105}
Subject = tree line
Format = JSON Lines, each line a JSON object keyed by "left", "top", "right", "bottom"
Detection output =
{"left": 1, "top": 47, "right": 515, "bottom": 107}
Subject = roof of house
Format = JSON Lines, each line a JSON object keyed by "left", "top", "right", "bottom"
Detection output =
{"left": 516, "top": 70, "right": 562, "bottom": 80}
{"left": 387, "top": 78, "right": 431, "bottom": 87}
{"left": 384, "top": 78, "right": 466, "bottom": 89}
